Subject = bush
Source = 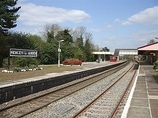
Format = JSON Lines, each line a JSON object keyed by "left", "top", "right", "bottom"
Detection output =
{"left": 62, "top": 58, "right": 82, "bottom": 65}
{"left": 153, "top": 60, "right": 158, "bottom": 69}
{"left": 3, "top": 57, "right": 39, "bottom": 67}
{"left": 2, "top": 58, "right": 18, "bottom": 68}
{"left": 13, "top": 67, "right": 22, "bottom": 72}
{"left": 16, "top": 58, "right": 39, "bottom": 67}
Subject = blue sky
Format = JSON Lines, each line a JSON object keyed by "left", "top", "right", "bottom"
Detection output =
{"left": 14, "top": 0, "right": 158, "bottom": 51}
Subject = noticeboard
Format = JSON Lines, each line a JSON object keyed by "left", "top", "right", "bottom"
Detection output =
{"left": 10, "top": 48, "right": 37, "bottom": 57}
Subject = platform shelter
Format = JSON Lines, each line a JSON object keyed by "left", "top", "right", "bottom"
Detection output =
{"left": 92, "top": 51, "right": 114, "bottom": 61}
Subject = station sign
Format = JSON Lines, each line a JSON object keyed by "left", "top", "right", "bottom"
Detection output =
{"left": 10, "top": 48, "right": 37, "bottom": 57}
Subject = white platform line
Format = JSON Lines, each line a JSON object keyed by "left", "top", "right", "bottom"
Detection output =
{"left": 121, "top": 66, "right": 140, "bottom": 118}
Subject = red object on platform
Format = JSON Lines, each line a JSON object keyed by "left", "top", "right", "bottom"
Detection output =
{"left": 110, "top": 56, "right": 117, "bottom": 62}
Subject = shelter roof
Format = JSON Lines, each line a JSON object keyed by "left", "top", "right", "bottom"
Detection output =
{"left": 137, "top": 42, "right": 158, "bottom": 51}
{"left": 137, "top": 42, "right": 158, "bottom": 55}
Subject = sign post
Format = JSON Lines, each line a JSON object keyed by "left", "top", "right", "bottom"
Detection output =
{"left": 8, "top": 48, "right": 37, "bottom": 70}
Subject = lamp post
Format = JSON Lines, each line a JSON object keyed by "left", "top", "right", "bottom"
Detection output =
{"left": 58, "top": 40, "right": 64, "bottom": 67}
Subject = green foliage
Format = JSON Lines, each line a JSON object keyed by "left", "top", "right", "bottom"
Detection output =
{"left": 0, "top": 24, "right": 100, "bottom": 66}
{"left": 28, "top": 35, "right": 45, "bottom": 49}
{"left": 55, "top": 29, "right": 74, "bottom": 61}
{"left": 73, "top": 47, "right": 86, "bottom": 61}
{"left": 75, "top": 37, "right": 84, "bottom": 50}
{"left": 3, "top": 57, "right": 39, "bottom": 68}
{"left": 101, "top": 47, "right": 110, "bottom": 52}
{"left": 84, "top": 39, "right": 94, "bottom": 61}
{"left": 47, "top": 31, "right": 55, "bottom": 43}
{"left": 0, "top": 32, "right": 35, "bottom": 66}
{"left": 148, "top": 39, "right": 156, "bottom": 44}
{"left": 0, "top": 33, "right": 9, "bottom": 66}
{"left": 40, "top": 43, "right": 57, "bottom": 64}
{"left": 3, "top": 58, "right": 17, "bottom": 68}
{"left": 13, "top": 67, "right": 22, "bottom": 72}
{"left": 62, "top": 45, "right": 74, "bottom": 60}
{"left": 10, "top": 32, "right": 32, "bottom": 48}
{"left": 153, "top": 60, "right": 158, "bottom": 69}
{"left": 0, "top": 0, "right": 21, "bottom": 35}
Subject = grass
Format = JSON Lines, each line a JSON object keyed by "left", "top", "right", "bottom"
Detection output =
{"left": 0, "top": 65, "right": 83, "bottom": 82}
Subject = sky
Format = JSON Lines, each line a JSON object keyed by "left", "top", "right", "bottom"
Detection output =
{"left": 14, "top": 0, "right": 158, "bottom": 51}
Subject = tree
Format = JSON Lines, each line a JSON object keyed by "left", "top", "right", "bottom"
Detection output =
{"left": 148, "top": 39, "right": 156, "bottom": 44}
{"left": 55, "top": 29, "right": 74, "bottom": 60}
{"left": 40, "top": 43, "right": 57, "bottom": 64}
{"left": 0, "top": 0, "right": 21, "bottom": 35}
{"left": 100, "top": 47, "right": 110, "bottom": 61}
{"left": 55, "top": 29, "right": 73, "bottom": 43}
{"left": 101, "top": 47, "right": 110, "bottom": 52}
{"left": 72, "top": 26, "right": 85, "bottom": 50}
{"left": 84, "top": 33, "right": 95, "bottom": 61}
{"left": 0, "top": 32, "right": 31, "bottom": 67}
{"left": 84, "top": 39, "right": 94, "bottom": 61}
{"left": 42, "top": 24, "right": 61, "bottom": 44}
{"left": 73, "top": 47, "right": 85, "bottom": 61}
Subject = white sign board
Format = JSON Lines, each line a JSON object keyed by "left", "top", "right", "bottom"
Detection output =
{"left": 10, "top": 48, "right": 37, "bottom": 57}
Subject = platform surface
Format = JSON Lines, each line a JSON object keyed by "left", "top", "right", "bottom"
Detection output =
{"left": 126, "top": 62, "right": 158, "bottom": 118}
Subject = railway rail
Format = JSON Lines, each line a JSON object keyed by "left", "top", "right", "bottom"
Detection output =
{"left": 0, "top": 62, "right": 128, "bottom": 118}
{"left": 73, "top": 63, "right": 137, "bottom": 118}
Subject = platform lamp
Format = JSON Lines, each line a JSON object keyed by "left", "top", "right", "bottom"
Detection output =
{"left": 58, "top": 40, "right": 64, "bottom": 67}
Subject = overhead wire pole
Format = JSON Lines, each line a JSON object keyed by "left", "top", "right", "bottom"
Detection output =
{"left": 58, "top": 40, "right": 64, "bottom": 67}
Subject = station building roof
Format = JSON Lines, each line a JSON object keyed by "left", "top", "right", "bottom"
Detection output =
{"left": 137, "top": 42, "right": 158, "bottom": 55}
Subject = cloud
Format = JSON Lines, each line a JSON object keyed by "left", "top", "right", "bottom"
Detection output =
{"left": 126, "top": 29, "right": 158, "bottom": 45}
{"left": 122, "top": 6, "right": 158, "bottom": 25}
{"left": 18, "top": 3, "right": 90, "bottom": 26}
{"left": 121, "top": 21, "right": 132, "bottom": 26}
{"left": 115, "top": 18, "right": 132, "bottom": 26}
{"left": 114, "top": 18, "right": 120, "bottom": 22}
{"left": 90, "top": 28, "right": 102, "bottom": 32}
{"left": 107, "top": 24, "right": 113, "bottom": 29}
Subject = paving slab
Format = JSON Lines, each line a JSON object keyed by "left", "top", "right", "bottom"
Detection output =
{"left": 150, "top": 99, "right": 158, "bottom": 118}
{"left": 133, "top": 91, "right": 148, "bottom": 98}
{"left": 130, "top": 98, "right": 149, "bottom": 107}
{"left": 127, "top": 107, "right": 151, "bottom": 118}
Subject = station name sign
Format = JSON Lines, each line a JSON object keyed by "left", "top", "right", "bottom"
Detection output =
{"left": 10, "top": 48, "right": 37, "bottom": 57}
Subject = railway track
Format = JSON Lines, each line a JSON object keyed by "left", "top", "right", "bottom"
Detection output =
{"left": 73, "top": 63, "right": 137, "bottom": 118}
{"left": 0, "top": 62, "right": 127, "bottom": 118}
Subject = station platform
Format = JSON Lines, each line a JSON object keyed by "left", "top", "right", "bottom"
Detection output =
{"left": 122, "top": 62, "right": 158, "bottom": 118}
{"left": 0, "top": 61, "right": 126, "bottom": 104}
{"left": 0, "top": 61, "right": 118, "bottom": 87}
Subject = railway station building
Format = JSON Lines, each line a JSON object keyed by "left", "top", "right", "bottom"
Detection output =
{"left": 137, "top": 42, "right": 158, "bottom": 64}
{"left": 92, "top": 42, "right": 158, "bottom": 63}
